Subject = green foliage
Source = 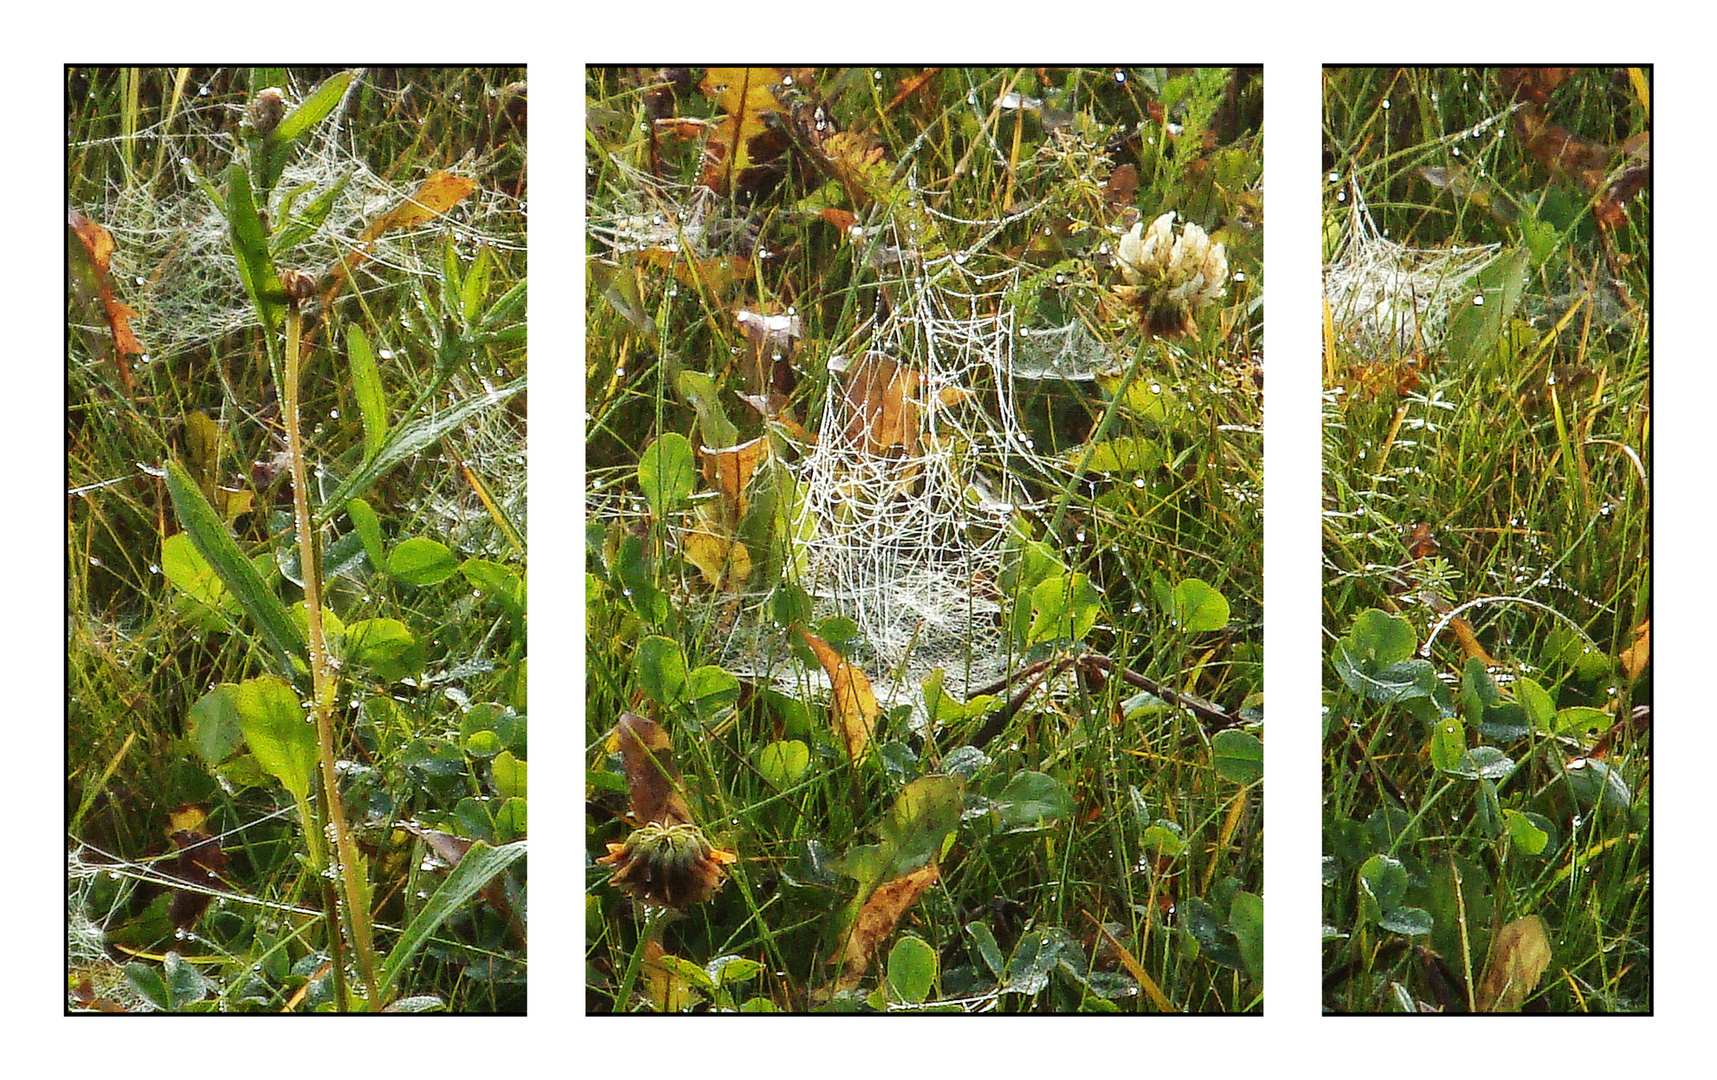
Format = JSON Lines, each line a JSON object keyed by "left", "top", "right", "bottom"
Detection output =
{"left": 587, "top": 66, "right": 1261, "bottom": 1013}
{"left": 68, "top": 67, "right": 526, "bottom": 1013}
{"left": 1323, "top": 67, "right": 1649, "bottom": 1014}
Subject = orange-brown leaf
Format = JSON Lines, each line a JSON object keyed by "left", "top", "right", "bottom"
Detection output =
{"left": 832, "top": 863, "right": 939, "bottom": 993}
{"left": 798, "top": 627, "right": 877, "bottom": 760}
{"left": 358, "top": 170, "right": 477, "bottom": 243}
{"left": 700, "top": 435, "right": 768, "bottom": 516}
{"left": 1618, "top": 617, "right": 1651, "bottom": 682}
{"left": 841, "top": 354, "right": 921, "bottom": 457}
{"left": 1475, "top": 915, "right": 1553, "bottom": 1012}
{"left": 612, "top": 712, "right": 693, "bottom": 826}
{"left": 68, "top": 209, "right": 141, "bottom": 387}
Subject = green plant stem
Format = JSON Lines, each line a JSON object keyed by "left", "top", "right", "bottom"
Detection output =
{"left": 614, "top": 906, "right": 669, "bottom": 1011}
{"left": 284, "top": 303, "right": 383, "bottom": 1010}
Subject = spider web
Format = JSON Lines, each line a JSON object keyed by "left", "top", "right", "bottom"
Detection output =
{"left": 792, "top": 221, "right": 1045, "bottom": 701}
{"left": 75, "top": 70, "right": 525, "bottom": 366}
{"left": 1323, "top": 182, "right": 1501, "bottom": 355}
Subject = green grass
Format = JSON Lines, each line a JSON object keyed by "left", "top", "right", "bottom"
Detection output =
{"left": 1321, "top": 67, "right": 1650, "bottom": 1013}
{"left": 67, "top": 67, "right": 527, "bottom": 1012}
{"left": 586, "top": 66, "right": 1262, "bottom": 1012}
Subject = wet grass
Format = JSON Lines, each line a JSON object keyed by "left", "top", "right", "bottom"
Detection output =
{"left": 67, "top": 66, "right": 527, "bottom": 1012}
{"left": 1321, "top": 66, "right": 1650, "bottom": 1013}
{"left": 586, "top": 66, "right": 1262, "bottom": 1012}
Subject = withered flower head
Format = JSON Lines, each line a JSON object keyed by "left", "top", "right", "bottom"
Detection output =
{"left": 599, "top": 821, "right": 736, "bottom": 909}
{"left": 1112, "top": 211, "right": 1229, "bottom": 337}
{"left": 248, "top": 88, "right": 288, "bottom": 137}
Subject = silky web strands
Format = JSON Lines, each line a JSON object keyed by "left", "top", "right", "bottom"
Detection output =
{"left": 1323, "top": 181, "right": 1501, "bottom": 357}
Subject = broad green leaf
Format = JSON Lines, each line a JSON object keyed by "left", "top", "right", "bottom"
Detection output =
{"left": 1513, "top": 676, "right": 1557, "bottom": 731}
{"left": 388, "top": 537, "right": 459, "bottom": 585}
{"left": 676, "top": 368, "right": 738, "bottom": 448}
{"left": 462, "top": 559, "right": 525, "bottom": 622}
{"left": 1359, "top": 853, "right": 1408, "bottom": 913}
{"left": 1211, "top": 729, "right": 1263, "bottom": 785}
{"left": 1378, "top": 906, "right": 1434, "bottom": 936}
{"left": 1229, "top": 890, "right": 1263, "bottom": 982}
{"left": 885, "top": 935, "right": 938, "bottom": 1005}
{"left": 706, "top": 955, "right": 763, "bottom": 989}
{"left": 988, "top": 770, "right": 1072, "bottom": 833}
{"left": 687, "top": 665, "right": 740, "bottom": 727}
{"left": 758, "top": 740, "right": 810, "bottom": 787}
{"left": 880, "top": 775, "right": 966, "bottom": 869}
{"left": 187, "top": 684, "right": 245, "bottom": 766}
{"left": 965, "top": 920, "right": 1006, "bottom": 978}
{"left": 1448, "top": 746, "right": 1517, "bottom": 781}
{"left": 1554, "top": 706, "right": 1611, "bottom": 739}
{"left": 161, "top": 532, "right": 241, "bottom": 623}
{"left": 1346, "top": 608, "right": 1417, "bottom": 666}
{"left": 346, "top": 498, "right": 387, "bottom": 574}
{"left": 1446, "top": 246, "right": 1528, "bottom": 369}
{"left": 233, "top": 675, "right": 316, "bottom": 801}
{"left": 345, "top": 618, "right": 424, "bottom": 681}
{"left": 635, "top": 635, "right": 688, "bottom": 708}
{"left": 1026, "top": 572, "right": 1100, "bottom": 645}
{"left": 1170, "top": 577, "right": 1230, "bottom": 632}
{"left": 491, "top": 750, "right": 526, "bottom": 801}
{"left": 1502, "top": 809, "right": 1550, "bottom": 856}
{"left": 1428, "top": 717, "right": 1466, "bottom": 772}
{"left": 638, "top": 433, "right": 696, "bottom": 519}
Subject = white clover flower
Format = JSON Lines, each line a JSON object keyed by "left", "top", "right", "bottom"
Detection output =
{"left": 1112, "top": 210, "right": 1229, "bottom": 337}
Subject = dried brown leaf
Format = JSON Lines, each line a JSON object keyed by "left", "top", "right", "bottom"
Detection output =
{"left": 1475, "top": 915, "right": 1552, "bottom": 1012}
{"left": 1618, "top": 618, "right": 1651, "bottom": 682}
{"left": 797, "top": 627, "right": 878, "bottom": 760}
{"left": 613, "top": 712, "right": 693, "bottom": 826}
{"left": 359, "top": 170, "right": 478, "bottom": 242}
{"left": 700, "top": 435, "right": 768, "bottom": 515}
{"left": 841, "top": 354, "right": 921, "bottom": 457}
{"left": 831, "top": 863, "right": 939, "bottom": 993}
{"left": 67, "top": 209, "right": 141, "bottom": 388}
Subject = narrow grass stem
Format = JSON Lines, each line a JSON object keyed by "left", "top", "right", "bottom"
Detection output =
{"left": 283, "top": 303, "right": 383, "bottom": 1010}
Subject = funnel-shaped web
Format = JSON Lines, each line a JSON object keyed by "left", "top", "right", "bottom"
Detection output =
{"left": 1323, "top": 182, "right": 1501, "bottom": 355}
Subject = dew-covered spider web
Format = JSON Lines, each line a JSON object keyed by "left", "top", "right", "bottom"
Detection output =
{"left": 73, "top": 69, "right": 525, "bottom": 366}
{"left": 71, "top": 70, "right": 529, "bottom": 551}
{"left": 588, "top": 160, "right": 1091, "bottom": 709}
{"left": 1323, "top": 182, "right": 1501, "bottom": 356}
{"left": 789, "top": 220, "right": 1048, "bottom": 701}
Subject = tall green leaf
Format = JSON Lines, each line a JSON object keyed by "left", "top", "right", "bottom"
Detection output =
{"left": 378, "top": 839, "right": 527, "bottom": 1002}
{"left": 164, "top": 458, "right": 304, "bottom": 669}
{"left": 233, "top": 675, "right": 317, "bottom": 802}
{"left": 226, "top": 162, "right": 286, "bottom": 334}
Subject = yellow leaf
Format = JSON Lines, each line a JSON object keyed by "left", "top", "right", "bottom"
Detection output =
{"left": 642, "top": 941, "right": 698, "bottom": 1012}
{"left": 682, "top": 528, "right": 751, "bottom": 591}
{"left": 798, "top": 627, "right": 877, "bottom": 760}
